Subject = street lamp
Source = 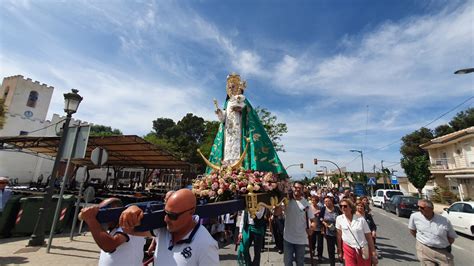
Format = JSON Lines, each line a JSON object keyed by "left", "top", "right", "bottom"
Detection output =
{"left": 350, "top": 149, "right": 365, "bottom": 174}
{"left": 320, "top": 166, "right": 328, "bottom": 175}
{"left": 454, "top": 68, "right": 474, "bottom": 74}
{"left": 28, "top": 89, "right": 83, "bottom": 246}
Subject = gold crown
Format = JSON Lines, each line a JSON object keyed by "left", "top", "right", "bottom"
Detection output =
{"left": 226, "top": 73, "right": 247, "bottom": 96}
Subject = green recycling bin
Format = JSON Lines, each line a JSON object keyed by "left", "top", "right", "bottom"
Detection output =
{"left": 11, "top": 196, "right": 43, "bottom": 236}
{"left": 11, "top": 195, "right": 76, "bottom": 236}
{"left": 46, "top": 194, "right": 76, "bottom": 233}
{"left": 0, "top": 195, "right": 22, "bottom": 237}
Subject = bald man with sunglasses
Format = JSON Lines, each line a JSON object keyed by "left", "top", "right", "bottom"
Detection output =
{"left": 119, "top": 189, "right": 219, "bottom": 265}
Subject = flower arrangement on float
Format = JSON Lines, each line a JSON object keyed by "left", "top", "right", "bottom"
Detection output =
{"left": 192, "top": 167, "right": 290, "bottom": 202}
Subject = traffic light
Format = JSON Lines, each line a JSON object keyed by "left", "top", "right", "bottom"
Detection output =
{"left": 299, "top": 163, "right": 304, "bottom": 169}
{"left": 313, "top": 158, "right": 318, "bottom": 165}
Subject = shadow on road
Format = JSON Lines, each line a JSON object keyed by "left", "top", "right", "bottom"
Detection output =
{"left": 50, "top": 244, "right": 100, "bottom": 254}
{"left": 0, "top": 256, "right": 29, "bottom": 264}
{"left": 379, "top": 247, "right": 418, "bottom": 262}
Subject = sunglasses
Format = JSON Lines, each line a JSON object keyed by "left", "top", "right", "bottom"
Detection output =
{"left": 418, "top": 206, "right": 426, "bottom": 210}
{"left": 340, "top": 205, "right": 349, "bottom": 208}
{"left": 165, "top": 207, "right": 195, "bottom": 220}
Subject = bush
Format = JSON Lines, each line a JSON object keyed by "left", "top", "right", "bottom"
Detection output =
{"left": 430, "top": 186, "right": 459, "bottom": 204}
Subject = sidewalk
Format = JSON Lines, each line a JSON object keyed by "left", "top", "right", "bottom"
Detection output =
{"left": 0, "top": 232, "right": 287, "bottom": 266}
{"left": 0, "top": 234, "right": 99, "bottom": 265}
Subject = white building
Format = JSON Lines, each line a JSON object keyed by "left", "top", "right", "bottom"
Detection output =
{"left": 421, "top": 126, "right": 474, "bottom": 200}
{"left": 0, "top": 75, "right": 57, "bottom": 183}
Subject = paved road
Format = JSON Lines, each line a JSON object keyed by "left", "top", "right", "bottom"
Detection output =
{"left": 372, "top": 206, "right": 473, "bottom": 266}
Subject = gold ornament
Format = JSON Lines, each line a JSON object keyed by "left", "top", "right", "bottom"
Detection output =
{"left": 226, "top": 73, "right": 247, "bottom": 97}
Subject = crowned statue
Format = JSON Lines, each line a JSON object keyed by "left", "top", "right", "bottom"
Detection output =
{"left": 198, "top": 73, "right": 287, "bottom": 177}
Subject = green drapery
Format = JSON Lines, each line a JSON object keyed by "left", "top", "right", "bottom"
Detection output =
{"left": 206, "top": 99, "right": 288, "bottom": 178}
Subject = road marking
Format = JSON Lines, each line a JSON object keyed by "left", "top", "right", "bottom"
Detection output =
{"left": 452, "top": 244, "right": 466, "bottom": 251}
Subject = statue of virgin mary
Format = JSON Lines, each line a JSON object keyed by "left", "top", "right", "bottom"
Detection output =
{"left": 199, "top": 73, "right": 287, "bottom": 177}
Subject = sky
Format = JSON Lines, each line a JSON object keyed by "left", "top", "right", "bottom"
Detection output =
{"left": 1, "top": 0, "right": 473, "bottom": 179}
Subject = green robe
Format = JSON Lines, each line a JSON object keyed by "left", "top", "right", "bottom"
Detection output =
{"left": 206, "top": 98, "right": 288, "bottom": 178}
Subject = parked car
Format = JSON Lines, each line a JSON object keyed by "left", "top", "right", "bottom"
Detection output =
{"left": 372, "top": 189, "right": 404, "bottom": 209}
{"left": 441, "top": 201, "right": 474, "bottom": 236}
{"left": 384, "top": 195, "right": 419, "bottom": 217}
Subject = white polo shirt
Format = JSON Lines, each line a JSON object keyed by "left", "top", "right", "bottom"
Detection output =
{"left": 408, "top": 212, "right": 457, "bottom": 248}
{"left": 283, "top": 198, "right": 314, "bottom": 245}
{"left": 336, "top": 214, "right": 370, "bottom": 249}
{"left": 98, "top": 227, "right": 145, "bottom": 266}
{"left": 152, "top": 223, "right": 219, "bottom": 265}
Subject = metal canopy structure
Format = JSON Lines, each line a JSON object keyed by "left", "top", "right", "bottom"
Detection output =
{"left": 0, "top": 135, "right": 190, "bottom": 169}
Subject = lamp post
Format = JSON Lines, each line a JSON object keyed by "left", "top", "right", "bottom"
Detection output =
{"left": 28, "top": 89, "right": 83, "bottom": 246}
{"left": 320, "top": 166, "right": 328, "bottom": 175}
{"left": 350, "top": 149, "right": 365, "bottom": 174}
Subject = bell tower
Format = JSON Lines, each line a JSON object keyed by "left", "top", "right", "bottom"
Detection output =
{"left": 0, "top": 75, "right": 54, "bottom": 136}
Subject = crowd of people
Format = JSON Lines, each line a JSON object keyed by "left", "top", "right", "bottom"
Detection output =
{"left": 77, "top": 180, "right": 459, "bottom": 266}
{"left": 0, "top": 174, "right": 461, "bottom": 266}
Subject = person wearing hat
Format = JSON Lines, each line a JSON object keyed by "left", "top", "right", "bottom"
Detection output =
{"left": 0, "top": 176, "right": 13, "bottom": 215}
{"left": 80, "top": 198, "right": 146, "bottom": 266}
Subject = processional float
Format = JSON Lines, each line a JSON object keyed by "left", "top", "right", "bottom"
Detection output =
{"left": 93, "top": 73, "right": 290, "bottom": 230}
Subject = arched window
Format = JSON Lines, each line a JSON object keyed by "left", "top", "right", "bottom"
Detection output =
{"left": 3, "top": 86, "right": 9, "bottom": 99}
{"left": 27, "top": 91, "right": 39, "bottom": 108}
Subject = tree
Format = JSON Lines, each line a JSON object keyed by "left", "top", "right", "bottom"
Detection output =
{"left": 400, "top": 128, "right": 434, "bottom": 196}
{"left": 401, "top": 155, "right": 431, "bottom": 196}
{"left": 255, "top": 107, "right": 288, "bottom": 152}
{"left": 449, "top": 108, "right": 474, "bottom": 131}
{"left": 0, "top": 98, "right": 5, "bottom": 129}
{"left": 434, "top": 124, "right": 454, "bottom": 137}
{"left": 146, "top": 113, "right": 213, "bottom": 172}
{"left": 90, "top": 124, "right": 123, "bottom": 136}
{"left": 400, "top": 127, "right": 433, "bottom": 159}
{"left": 433, "top": 108, "right": 474, "bottom": 137}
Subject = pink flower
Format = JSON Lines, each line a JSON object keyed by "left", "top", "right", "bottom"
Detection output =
{"left": 240, "top": 187, "right": 247, "bottom": 193}
{"left": 254, "top": 184, "right": 261, "bottom": 191}
{"left": 211, "top": 182, "right": 219, "bottom": 190}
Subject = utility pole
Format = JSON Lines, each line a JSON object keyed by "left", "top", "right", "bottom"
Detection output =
{"left": 381, "top": 160, "right": 387, "bottom": 189}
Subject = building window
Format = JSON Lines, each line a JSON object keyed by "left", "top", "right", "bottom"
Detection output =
{"left": 26, "top": 91, "right": 39, "bottom": 108}
{"left": 3, "top": 86, "right": 9, "bottom": 99}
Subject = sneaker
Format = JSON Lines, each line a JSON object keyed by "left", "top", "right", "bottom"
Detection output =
{"left": 278, "top": 250, "right": 283, "bottom": 254}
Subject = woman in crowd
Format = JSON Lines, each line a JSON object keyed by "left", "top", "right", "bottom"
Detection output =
{"left": 356, "top": 199, "right": 380, "bottom": 257}
{"left": 309, "top": 195, "right": 322, "bottom": 260}
{"left": 318, "top": 195, "right": 341, "bottom": 265}
{"left": 336, "top": 199, "right": 378, "bottom": 266}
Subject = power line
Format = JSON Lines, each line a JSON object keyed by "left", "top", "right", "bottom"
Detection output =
{"left": 367, "top": 96, "right": 474, "bottom": 153}
{"left": 26, "top": 118, "right": 66, "bottom": 134}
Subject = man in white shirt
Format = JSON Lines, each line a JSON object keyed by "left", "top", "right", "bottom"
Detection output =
{"left": 120, "top": 189, "right": 219, "bottom": 265}
{"left": 408, "top": 199, "right": 457, "bottom": 266}
{"left": 80, "top": 198, "right": 145, "bottom": 266}
{"left": 283, "top": 181, "right": 316, "bottom": 266}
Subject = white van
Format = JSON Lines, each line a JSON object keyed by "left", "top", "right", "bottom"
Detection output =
{"left": 373, "top": 189, "right": 404, "bottom": 209}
